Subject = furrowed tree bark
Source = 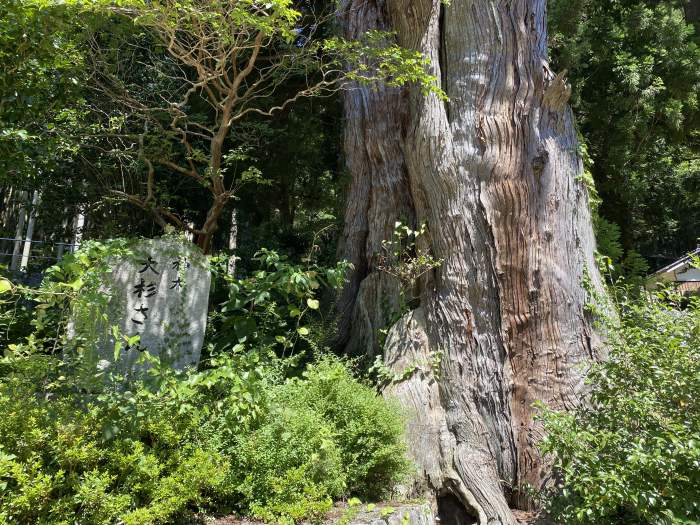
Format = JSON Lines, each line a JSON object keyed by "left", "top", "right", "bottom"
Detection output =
{"left": 338, "top": 1, "right": 606, "bottom": 523}
{"left": 335, "top": 0, "right": 414, "bottom": 356}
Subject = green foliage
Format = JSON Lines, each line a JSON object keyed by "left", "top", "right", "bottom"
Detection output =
{"left": 372, "top": 221, "right": 443, "bottom": 350}
{"left": 0, "top": 269, "right": 35, "bottom": 346}
{"left": 232, "top": 402, "right": 344, "bottom": 524}
{"left": 537, "top": 290, "right": 700, "bottom": 524}
{"left": 229, "top": 97, "right": 345, "bottom": 267}
{"left": 0, "top": 349, "right": 409, "bottom": 523}
{"left": 377, "top": 222, "right": 442, "bottom": 306}
{"left": 322, "top": 31, "right": 444, "bottom": 99}
{"left": 549, "top": 0, "right": 700, "bottom": 265}
{"left": 0, "top": 0, "right": 85, "bottom": 184}
{"left": 274, "top": 357, "right": 410, "bottom": 500}
{"left": 211, "top": 248, "right": 352, "bottom": 356}
{"left": 0, "top": 245, "right": 408, "bottom": 524}
{"left": 0, "top": 354, "right": 231, "bottom": 525}
{"left": 367, "top": 348, "right": 443, "bottom": 390}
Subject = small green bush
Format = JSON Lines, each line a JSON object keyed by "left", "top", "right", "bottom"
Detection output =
{"left": 232, "top": 404, "right": 345, "bottom": 524}
{"left": 276, "top": 357, "right": 410, "bottom": 499}
{"left": 229, "top": 356, "right": 409, "bottom": 523}
{"left": 0, "top": 356, "right": 231, "bottom": 525}
{"left": 538, "top": 290, "right": 700, "bottom": 524}
{"left": 209, "top": 249, "right": 352, "bottom": 357}
{"left": 0, "top": 352, "right": 409, "bottom": 524}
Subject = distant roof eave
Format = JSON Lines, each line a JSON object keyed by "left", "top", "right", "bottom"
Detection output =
{"left": 653, "top": 247, "right": 700, "bottom": 275}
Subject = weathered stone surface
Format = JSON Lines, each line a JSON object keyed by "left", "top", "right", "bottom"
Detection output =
{"left": 342, "top": 504, "right": 435, "bottom": 525}
{"left": 73, "top": 237, "right": 210, "bottom": 376}
{"left": 208, "top": 503, "right": 437, "bottom": 525}
{"left": 207, "top": 502, "right": 544, "bottom": 525}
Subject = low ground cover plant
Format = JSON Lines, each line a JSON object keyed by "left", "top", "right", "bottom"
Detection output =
{"left": 0, "top": 350, "right": 409, "bottom": 525}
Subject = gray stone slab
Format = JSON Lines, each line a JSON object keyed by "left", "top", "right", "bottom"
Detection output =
{"left": 71, "top": 237, "right": 211, "bottom": 377}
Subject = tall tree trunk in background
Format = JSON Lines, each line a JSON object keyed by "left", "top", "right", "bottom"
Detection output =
{"left": 0, "top": 187, "right": 13, "bottom": 231}
{"left": 10, "top": 191, "right": 28, "bottom": 271}
{"left": 20, "top": 191, "right": 41, "bottom": 272}
{"left": 686, "top": 0, "right": 700, "bottom": 22}
{"left": 1, "top": 187, "right": 15, "bottom": 258}
{"left": 227, "top": 208, "right": 238, "bottom": 276}
{"left": 338, "top": 1, "right": 607, "bottom": 523}
{"left": 72, "top": 210, "right": 86, "bottom": 253}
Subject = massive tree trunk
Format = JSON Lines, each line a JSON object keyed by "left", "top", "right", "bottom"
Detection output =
{"left": 338, "top": 1, "right": 606, "bottom": 523}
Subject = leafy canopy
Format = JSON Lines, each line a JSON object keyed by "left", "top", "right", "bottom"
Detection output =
{"left": 549, "top": 0, "right": 700, "bottom": 267}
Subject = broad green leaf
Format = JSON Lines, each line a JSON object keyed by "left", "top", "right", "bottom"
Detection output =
{"left": 0, "top": 279, "right": 12, "bottom": 294}
{"left": 289, "top": 307, "right": 301, "bottom": 317}
{"left": 306, "top": 298, "right": 320, "bottom": 310}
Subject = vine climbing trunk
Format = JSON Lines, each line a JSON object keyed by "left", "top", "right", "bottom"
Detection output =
{"left": 338, "top": 1, "right": 607, "bottom": 523}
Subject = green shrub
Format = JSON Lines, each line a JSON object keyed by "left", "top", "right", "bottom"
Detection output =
{"left": 0, "top": 355, "right": 231, "bottom": 525}
{"left": 232, "top": 404, "right": 345, "bottom": 524}
{"left": 209, "top": 249, "right": 352, "bottom": 357}
{"left": 0, "top": 351, "right": 410, "bottom": 524}
{"left": 0, "top": 272, "right": 35, "bottom": 348}
{"left": 276, "top": 357, "right": 410, "bottom": 500}
{"left": 229, "top": 356, "right": 409, "bottom": 523}
{"left": 538, "top": 291, "right": 700, "bottom": 524}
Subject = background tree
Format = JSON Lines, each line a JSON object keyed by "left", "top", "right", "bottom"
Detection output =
{"left": 77, "top": 0, "right": 439, "bottom": 253}
{"left": 0, "top": 0, "right": 84, "bottom": 184}
{"left": 82, "top": 0, "right": 337, "bottom": 253}
{"left": 0, "top": 0, "right": 349, "bottom": 270}
{"left": 231, "top": 97, "right": 345, "bottom": 268}
{"left": 549, "top": 0, "right": 700, "bottom": 272}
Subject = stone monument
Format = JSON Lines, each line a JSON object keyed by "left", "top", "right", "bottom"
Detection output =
{"left": 72, "top": 237, "right": 211, "bottom": 376}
